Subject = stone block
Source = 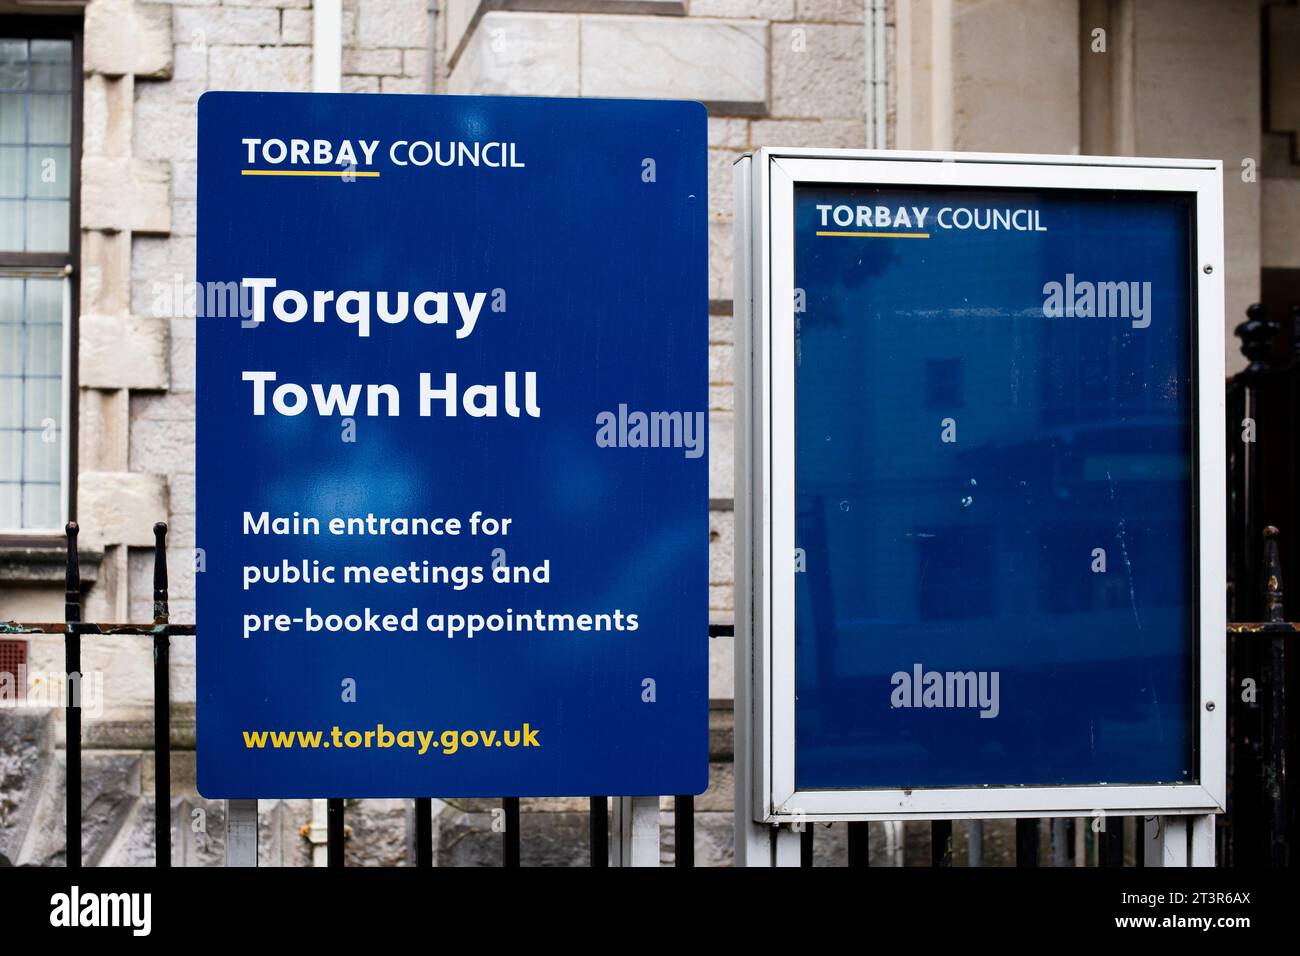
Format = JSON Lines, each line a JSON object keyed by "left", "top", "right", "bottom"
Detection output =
{"left": 81, "top": 157, "right": 173, "bottom": 235}
{"left": 344, "top": 799, "right": 413, "bottom": 866}
{"left": 380, "top": 75, "right": 426, "bottom": 94}
{"left": 795, "top": 0, "right": 862, "bottom": 21}
{"left": 282, "top": 8, "right": 313, "bottom": 45}
{"left": 771, "top": 21, "right": 865, "bottom": 120}
{"left": 435, "top": 805, "right": 591, "bottom": 866}
{"left": 692, "top": 0, "right": 791, "bottom": 18}
{"left": 21, "top": 750, "right": 143, "bottom": 866}
{"left": 343, "top": 47, "right": 403, "bottom": 76}
{"left": 709, "top": 216, "right": 734, "bottom": 308}
{"left": 82, "top": 75, "right": 134, "bottom": 160}
{"left": 709, "top": 409, "right": 733, "bottom": 500}
{"left": 357, "top": 0, "right": 428, "bottom": 49}
{"left": 751, "top": 116, "right": 867, "bottom": 148}
{"left": 80, "top": 313, "right": 170, "bottom": 391}
{"left": 128, "top": 417, "right": 195, "bottom": 476}
{"left": 175, "top": 4, "right": 281, "bottom": 47}
{"left": 206, "top": 44, "right": 312, "bottom": 91}
{"left": 581, "top": 16, "right": 768, "bottom": 115}
{"left": 85, "top": 0, "right": 174, "bottom": 79}
{"left": 709, "top": 507, "right": 734, "bottom": 584}
{"left": 134, "top": 82, "right": 202, "bottom": 164}
{"left": 0, "top": 710, "right": 55, "bottom": 866}
{"left": 709, "top": 116, "right": 750, "bottom": 148}
{"left": 448, "top": 13, "right": 579, "bottom": 97}
{"left": 77, "top": 471, "right": 170, "bottom": 548}
{"left": 709, "top": 629, "right": 734, "bottom": 698}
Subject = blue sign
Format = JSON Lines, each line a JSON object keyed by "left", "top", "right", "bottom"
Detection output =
{"left": 195, "top": 93, "right": 708, "bottom": 798}
{"left": 793, "top": 184, "right": 1197, "bottom": 790}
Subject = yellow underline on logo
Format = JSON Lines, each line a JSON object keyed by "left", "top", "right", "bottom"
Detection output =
{"left": 815, "top": 230, "right": 930, "bottom": 238}
{"left": 240, "top": 169, "right": 381, "bottom": 178}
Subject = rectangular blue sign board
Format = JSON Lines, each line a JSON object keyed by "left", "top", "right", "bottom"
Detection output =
{"left": 736, "top": 151, "right": 1224, "bottom": 821}
{"left": 794, "top": 183, "right": 1197, "bottom": 790}
{"left": 195, "top": 92, "right": 708, "bottom": 798}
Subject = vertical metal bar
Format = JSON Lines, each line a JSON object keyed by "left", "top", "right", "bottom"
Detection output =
{"left": 967, "top": 820, "right": 984, "bottom": 867}
{"left": 674, "top": 795, "right": 694, "bottom": 868}
{"left": 1142, "top": 816, "right": 1162, "bottom": 867}
{"left": 152, "top": 522, "right": 171, "bottom": 868}
{"left": 63, "top": 521, "right": 80, "bottom": 869}
{"left": 589, "top": 797, "right": 608, "bottom": 867}
{"left": 1016, "top": 818, "right": 1039, "bottom": 867}
{"left": 1052, "top": 818, "right": 1069, "bottom": 867}
{"left": 414, "top": 798, "right": 432, "bottom": 867}
{"left": 931, "top": 819, "right": 952, "bottom": 867}
{"left": 225, "top": 800, "right": 258, "bottom": 867}
{"left": 1262, "top": 526, "right": 1288, "bottom": 866}
{"left": 502, "top": 797, "right": 520, "bottom": 867}
{"left": 1102, "top": 820, "right": 1124, "bottom": 867}
{"left": 327, "top": 798, "right": 345, "bottom": 867}
{"left": 847, "top": 820, "right": 869, "bottom": 867}
{"left": 799, "top": 822, "right": 814, "bottom": 867}
{"left": 1190, "top": 814, "right": 1216, "bottom": 866}
{"left": 611, "top": 796, "right": 660, "bottom": 866}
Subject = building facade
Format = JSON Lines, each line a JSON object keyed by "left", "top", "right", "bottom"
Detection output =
{"left": 0, "top": 0, "right": 1296, "bottom": 865}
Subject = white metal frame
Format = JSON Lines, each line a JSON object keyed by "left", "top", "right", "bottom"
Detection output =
{"left": 735, "top": 147, "right": 1226, "bottom": 825}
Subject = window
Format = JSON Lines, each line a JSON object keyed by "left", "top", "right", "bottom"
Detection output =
{"left": 0, "top": 18, "right": 79, "bottom": 536}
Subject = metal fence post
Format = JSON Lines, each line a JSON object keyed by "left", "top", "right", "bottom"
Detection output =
{"left": 1016, "top": 818, "right": 1039, "bottom": 866}
{"left": 589, "top": 797, "right": 608, "bottom": 867}
{"left": 63, "top": 521, "right": 81, "bottom": 869}
{"left": 502, "top": 797, "right": 520, "bottom": 867}
{"left": 414, "top": 798, "right": 432, "bottom": 867}
{"left": 152, "top": 522, "right": 171, "bottom": 867}
{"left": 847, "top": 820, "right": 869, "bottom": 866}
{"left": 225, "top": 800, "right": 258, "bottom": 866}
{"left": 327, "top": 798, "right": 345, "bottom": 866}
{"left": 611, "top": 796, "right": 659, "bottom": 866}
{"left": 931, "top": 820, "right": 952, "bottom": 867}
{"left": 674, "top": 795, "right": 694, "bottom": 867}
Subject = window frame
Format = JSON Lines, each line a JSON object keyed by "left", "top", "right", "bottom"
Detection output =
{"left": 0, "top": 13, "right": 81, "bottom": 545}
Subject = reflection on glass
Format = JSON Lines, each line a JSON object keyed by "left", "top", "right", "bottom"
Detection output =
{"left": 0, "top": 277, "right": 66, "bottom": 529}
{"left": 0, "top": 38, "right": 72, "bottom": 252}
{"left": 26, "top": 199, "right": 68, "bottom": 251}
{"left": 793, "top": 185, "right": 1196, "bottom": 791}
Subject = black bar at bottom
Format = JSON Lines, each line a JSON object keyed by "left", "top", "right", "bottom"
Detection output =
{"left": 414, "top": 798, "right": 432, "bottom": 867}
{"left": 847, "top": 821, "right": 869, "bottom": 867}
{"left": 1016, "top": 818, "right": 1040, "bottom": 867}
{"left": 800, "top": 824, "right": 815, "bottom": 867}
{"left": 674, "top": 795, "right": 694, "bottom": 868}
{"left": 932, "top": 819, "right": 952, "bottom": 867}
{"left": 589, "top": 797, "right": 608, "bottom": 867}
{"left": 327, "top": 799, "right": 345, "bottom": 867}
{"left": 502, "top": 797, "right": 521, "bottom": 867}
